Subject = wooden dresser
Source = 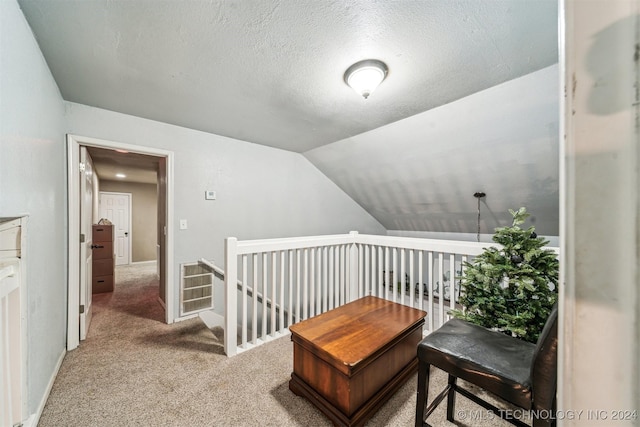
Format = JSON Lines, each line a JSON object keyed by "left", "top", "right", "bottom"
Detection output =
{"left": 289, "top": 296, "right": 426, "bottom": 426}
{"left": 92, "top": 224, "right": 114, "bottom": 293}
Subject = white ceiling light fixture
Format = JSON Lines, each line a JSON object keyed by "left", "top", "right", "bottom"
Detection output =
{"left": 344, "top": 59, "right": 388, "bottom": 99}
{"left": 115, "top": 173, "right": 126, "bottom": 179}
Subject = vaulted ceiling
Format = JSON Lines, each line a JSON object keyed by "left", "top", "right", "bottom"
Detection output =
{"left": 18, "top": 0, "right": 560, "bottom": 235}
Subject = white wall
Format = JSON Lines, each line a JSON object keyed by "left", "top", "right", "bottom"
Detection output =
{"left": 0, "top": 0, "right": 68, "bottom": 417}
{"left": 64, "top": 102, "right": 386, "bottom": 317}
{"left": 561, "top": 1, "right": 639, "bottom": 421}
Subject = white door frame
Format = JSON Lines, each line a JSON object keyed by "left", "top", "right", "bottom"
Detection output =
{"left": 67, "top": 134, "right": 175, "bottom": 350}
{"left": 99, "top": 191, "right": 133, "bottom": 266}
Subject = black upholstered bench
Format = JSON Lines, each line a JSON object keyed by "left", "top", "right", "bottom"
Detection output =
{"left": 415, "top": 305, "right": 558, "bottom": 427}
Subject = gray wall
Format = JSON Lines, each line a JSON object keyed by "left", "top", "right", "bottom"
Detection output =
{"left": 99, "top": 181, "right": 158, "bottom": 262}
{"left": 0, "top": 0, "right": 68, "bottom": 415}
{"left": 64, "top": 102, "right": 387, "bottom": 318}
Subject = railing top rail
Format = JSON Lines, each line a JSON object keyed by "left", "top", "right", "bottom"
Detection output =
{"left": 232, "top": 234, "right": 354, "bottom": 254}
{"left": 227, "top": 232, "right": 559, "bottom": 257}
{"left": 354, "top": 234, "right": 492, "bottom": 256}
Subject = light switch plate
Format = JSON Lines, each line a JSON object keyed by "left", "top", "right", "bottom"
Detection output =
{"left": 179, "top": 219, "right": 188, "bottom": 230}
{"left": 205, "top": 190, "right": 216, "bottom": 200}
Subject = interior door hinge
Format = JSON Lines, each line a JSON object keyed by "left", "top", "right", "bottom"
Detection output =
{"left": 79, "top": 162, "right": 86, "bottom": 173}
{"left": 79, "top": 304, "right": 85, "bottom": 314}
{"left": 80, "top": 233, "right": 85, "bottom": 243}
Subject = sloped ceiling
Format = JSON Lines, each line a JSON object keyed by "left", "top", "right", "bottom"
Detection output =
{"left": 305, "top": 64, "right": 560, "bottom": 236}
{"left": 18, "top": 0, "right": 560, "bottom": 235}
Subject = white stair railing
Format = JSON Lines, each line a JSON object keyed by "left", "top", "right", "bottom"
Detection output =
{"left": 224, "top": 233, "right": 357, "bottom": 356}
{"left": 224, "top": 231, "right": 558, "bottom": 357}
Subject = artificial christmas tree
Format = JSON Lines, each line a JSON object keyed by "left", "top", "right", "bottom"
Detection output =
{"left": 451, "top": 207, "right": 559, "bottom": 343}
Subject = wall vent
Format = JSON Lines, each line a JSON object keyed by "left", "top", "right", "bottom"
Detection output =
{"left": 180, "top": 262, "right": 213, "bottom": 316}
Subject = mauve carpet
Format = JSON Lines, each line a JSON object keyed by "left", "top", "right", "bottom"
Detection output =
{"left": 38, "top": 262, "right": 519, "bottom": 427}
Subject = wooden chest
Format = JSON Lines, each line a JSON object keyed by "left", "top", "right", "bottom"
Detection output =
{"left": 289, "top": 296, "right": 426, "bottom": 426}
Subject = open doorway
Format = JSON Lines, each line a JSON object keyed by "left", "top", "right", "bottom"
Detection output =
{"left": 67, "top": 134, "right": 175, "bottom": 351}
{"left": 89, "top": 145, "right": 160, "bottom": 268}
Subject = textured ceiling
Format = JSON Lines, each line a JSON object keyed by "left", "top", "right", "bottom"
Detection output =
{"left": 305, "top": 64, "right": 560, "bottom": 236}
{"left": 18, "top": 0, "right": 558, "bottom": 153}
{"left": 18, "top": 0, "right": 560, "bottom": 235}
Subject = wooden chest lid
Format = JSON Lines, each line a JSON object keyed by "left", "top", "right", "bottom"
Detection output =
{"left": 289, "top": 296, "right": 426, "bottom": 369}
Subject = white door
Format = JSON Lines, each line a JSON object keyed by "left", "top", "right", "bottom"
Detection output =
{"left": 79, "top": 147, "right": 94, "bottom": 340}
{"left": 99, "top": 192, "right": 131, "bottom": 266}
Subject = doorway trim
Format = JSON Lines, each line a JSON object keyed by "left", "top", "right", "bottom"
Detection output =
{"left": 67, "top": 134, "right": 175, "bottom": 350}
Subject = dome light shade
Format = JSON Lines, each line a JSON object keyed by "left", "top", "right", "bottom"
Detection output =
{"left": 344, "top": 59, "right": 388, "bottom": 99}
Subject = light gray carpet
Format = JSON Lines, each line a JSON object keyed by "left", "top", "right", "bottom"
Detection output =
{"left": 38, "top": 262, "right": 520, "bottom": 426}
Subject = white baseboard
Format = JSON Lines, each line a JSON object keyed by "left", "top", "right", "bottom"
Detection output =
{"left": 130, "top": 260, "right": 157, "bottom": 265}
{"left": 23, "top": 348, "right": 65, "bottom": 427}
{"left": 173, "top": 313, "right": 198, "bottom": 323}
{"left": 199, "top": 310, "right": 224, "bottom": 329}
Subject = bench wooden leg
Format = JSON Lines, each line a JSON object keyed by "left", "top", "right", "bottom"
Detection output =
{"left": 415, "top": 362, "right": 430, "bottom": 427}
{"left": 446, "top": 374, "right": 457, "bottom": 422}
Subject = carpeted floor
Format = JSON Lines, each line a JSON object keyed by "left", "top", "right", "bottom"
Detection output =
{"left": 38, "top": 262, "right": 520, "bottom": 426}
